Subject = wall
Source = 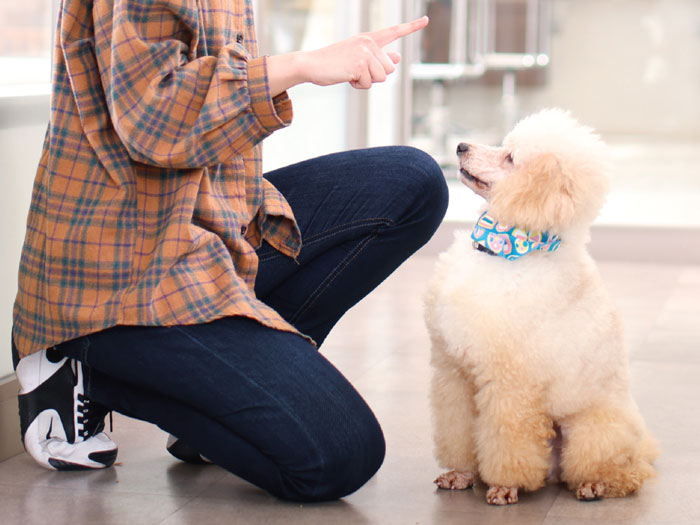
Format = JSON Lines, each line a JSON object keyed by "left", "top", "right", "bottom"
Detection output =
{"left": 0, "top": 103, "right": 46, "bottom": 378}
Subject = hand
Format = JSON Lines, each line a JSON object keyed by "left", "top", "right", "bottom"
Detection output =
{"left": 303, "top": 16, "right": 429, "bottom": 89}
{"left": 267, "top": 16, "right": 429, "bottom": 95}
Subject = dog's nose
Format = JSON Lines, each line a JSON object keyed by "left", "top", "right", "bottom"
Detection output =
{"left": 456, "top": 143, "right": 469, "bottom": 154}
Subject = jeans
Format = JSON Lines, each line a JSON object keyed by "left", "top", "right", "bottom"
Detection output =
{"left": 46, "top": 146, "right": 448, "bottom": 502}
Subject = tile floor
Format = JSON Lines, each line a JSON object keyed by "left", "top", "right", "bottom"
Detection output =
{"left": 1, "top": 225, "right": 699, "bottom": 524}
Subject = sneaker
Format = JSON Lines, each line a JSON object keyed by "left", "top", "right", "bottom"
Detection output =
{"left": 166, "top": 435, "right": 212, "bottom": 464}
{"left": 16, "top": 347, "right": 118, "bottom": 471}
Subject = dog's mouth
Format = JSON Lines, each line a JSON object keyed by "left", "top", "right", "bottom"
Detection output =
{"left": 460, "top": 168, "right": 490, "bottom": 191}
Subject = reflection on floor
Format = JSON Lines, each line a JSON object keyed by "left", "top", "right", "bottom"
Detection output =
{"left": 1, "top": 226, "right": 699, "bottom": 524}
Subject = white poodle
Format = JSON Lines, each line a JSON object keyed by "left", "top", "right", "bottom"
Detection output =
{"left": 424, "top": 108, "right": 658, "bottom": 505}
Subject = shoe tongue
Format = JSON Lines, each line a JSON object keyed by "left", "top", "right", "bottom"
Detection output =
{"left": 80, "top": 398, "right": 110, "bottom": 440}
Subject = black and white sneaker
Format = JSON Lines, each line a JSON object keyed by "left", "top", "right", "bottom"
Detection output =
{"left": 16, "top": 347, "right": 118, "bottom": 471}
{"left": 166, "top": 435, "right": 212, "bottom": 465}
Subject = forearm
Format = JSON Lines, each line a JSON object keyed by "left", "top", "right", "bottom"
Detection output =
{"left": 267, "top": 52, "right": 311, "bottom": 97}
{"left": 265, "top": 16, "right": 428, "bottom": 96}
{"left": 265, "top": 42, "right": 393, "bottom": 96}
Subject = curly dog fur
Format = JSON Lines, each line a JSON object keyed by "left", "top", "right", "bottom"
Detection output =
{"left": 425, "top": 109, "right": 658, "bottom": 505}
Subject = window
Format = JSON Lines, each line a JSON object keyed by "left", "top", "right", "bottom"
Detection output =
{"left": 0, "top": 1, "right": 53, "bottom": 96}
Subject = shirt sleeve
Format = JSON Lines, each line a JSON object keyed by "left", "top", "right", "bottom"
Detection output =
{"left": 92, "top": 0, "right": 292, "bottom": 168}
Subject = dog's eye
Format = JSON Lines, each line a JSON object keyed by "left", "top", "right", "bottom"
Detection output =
{"left": 505, "top": 153, "right": 514, "bottom": 164}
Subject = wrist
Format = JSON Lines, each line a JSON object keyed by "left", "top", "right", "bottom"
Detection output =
{"left": 267, "top": 52, "right": 309, "bottom": 97}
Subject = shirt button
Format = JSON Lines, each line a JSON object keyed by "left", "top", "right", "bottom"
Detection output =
{"left": 240, "top": 225, "right": 247, "bottom": 235}
{"left": 236, "top": 33, "right": 244, "bottom": 43}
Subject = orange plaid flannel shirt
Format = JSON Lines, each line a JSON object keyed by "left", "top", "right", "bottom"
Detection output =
{"left": 13, "top": 0, "right": 303, "bottom": 359}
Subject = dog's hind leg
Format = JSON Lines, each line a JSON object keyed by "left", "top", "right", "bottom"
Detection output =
{"left": 559, "top": 395, "right": 658, "bottom": 500}
{"left": 430, "top": 344, "right": 478, "bottom": 490}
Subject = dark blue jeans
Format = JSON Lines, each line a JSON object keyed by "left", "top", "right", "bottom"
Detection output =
{"left": 54, "top": 146, "right": 448, "bottom": 502}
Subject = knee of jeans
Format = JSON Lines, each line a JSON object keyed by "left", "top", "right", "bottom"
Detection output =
{"left": 395, "top": 146, "right": 449, "bottom": 233}
{"left": 278, "top": 414, "right": 386, "bottom": 502}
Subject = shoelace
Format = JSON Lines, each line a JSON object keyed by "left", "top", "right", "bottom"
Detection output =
{"left": 76, "top": 393, "right": 113, "bottom": 439}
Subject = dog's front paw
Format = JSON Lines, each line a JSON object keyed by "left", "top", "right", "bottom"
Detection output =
{"left": 434, "top": 470, "right": 475, "bottom": 490}
{"left": 576, "top": 481, "right": 606, "bottom": 501}
{"left": 486, "top": 485, "right": 519, "bottom": 505}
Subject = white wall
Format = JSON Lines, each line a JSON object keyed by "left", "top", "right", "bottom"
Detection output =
{"left": 0, "top": 118, "right": 46, "bottom": 377}
{"left": 414, "top": 0, "right": 700, "bottom": 140}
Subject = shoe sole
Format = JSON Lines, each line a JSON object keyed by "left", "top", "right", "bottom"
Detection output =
{"left": 48, "top": 449, "right": 119, "bottom": 471}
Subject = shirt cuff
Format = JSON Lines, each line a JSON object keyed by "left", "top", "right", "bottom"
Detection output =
{"left": 247, "top": 56, "right": 293, "bottom": 132}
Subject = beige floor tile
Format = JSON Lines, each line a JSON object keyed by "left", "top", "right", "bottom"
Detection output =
{"left": 631, "top": 362, "right": 700, "bottom": 456}
{"left": 678, "top": 266, "right": 700, "bottom": 285}
{"left": 636, "top": 329, "right": 700, "bottom": 363}
{"left": 161, "top": 489, "right": 555, "bottom": 525}
{"left": 0, "top": 482, "right": 191, "bottom": 525}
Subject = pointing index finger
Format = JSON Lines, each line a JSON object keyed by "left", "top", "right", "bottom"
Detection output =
{"left": 370, "top": 16, "right": 429, "bottom": 48}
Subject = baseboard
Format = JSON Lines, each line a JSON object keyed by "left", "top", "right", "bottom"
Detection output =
{"left": 587, "top": 225, "right": 700, "bottom": 265}
{"left": 0, "top": 374, "right": 22, "bottom": 462}
{"left": 421, "top": 222, "right": 700, "bottom": 265}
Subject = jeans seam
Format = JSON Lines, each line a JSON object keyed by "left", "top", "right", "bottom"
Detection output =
{"left": 301, "top": 218, "right": 394, "bottom": 244}
{"left": 257, "top": 218, "right": 394, "bottom": 263}
{"left": 289, "top": 231, "right": 379, "bottom": 325}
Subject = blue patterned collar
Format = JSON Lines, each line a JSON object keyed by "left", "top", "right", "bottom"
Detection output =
{"left": 471, "top": 212, "right": 561, "bottom": 261}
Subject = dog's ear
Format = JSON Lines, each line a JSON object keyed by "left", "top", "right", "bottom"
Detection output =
{"left": 489, "top": 153, "right": 576, "bottom": 233}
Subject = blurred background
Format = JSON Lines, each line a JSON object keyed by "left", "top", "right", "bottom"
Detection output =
{"left": 255, "top": 0, "right": 700, "bottom": 227}
{"left": 0, "top": 0, "right": 699, "bottom": 378}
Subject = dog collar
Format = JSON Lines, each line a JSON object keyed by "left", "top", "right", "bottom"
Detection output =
{"left": 471, "top": 212, "right": 561, "bottom": 261}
